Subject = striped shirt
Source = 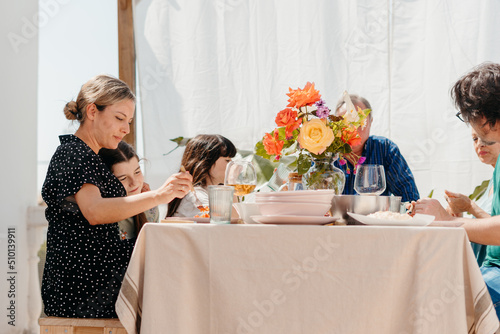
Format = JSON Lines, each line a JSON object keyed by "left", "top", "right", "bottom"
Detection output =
{"left": 334, "top": 135, "right": 420, "bottom": 202}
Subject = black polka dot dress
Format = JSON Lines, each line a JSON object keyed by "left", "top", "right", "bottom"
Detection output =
{"left": 41, "top": 135, "right": 134, "bottom": 318}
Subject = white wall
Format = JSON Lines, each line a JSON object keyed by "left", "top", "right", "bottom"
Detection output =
{"left": 37, "top": 0, "right": 120, "bottom": 192}
{"left": 0, "top": 0, "right": 39, "bottom": 332}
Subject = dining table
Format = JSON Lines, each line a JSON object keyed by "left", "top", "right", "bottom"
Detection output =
{"left": 116, "top": 222, "right": 499, "bottom": 334}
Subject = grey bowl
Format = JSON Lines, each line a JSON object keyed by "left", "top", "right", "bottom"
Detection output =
{"left": 331, "top": 195, "right": 401, "bottom": 224}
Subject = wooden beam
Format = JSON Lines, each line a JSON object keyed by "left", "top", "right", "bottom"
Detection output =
{"left": 118, "top": 0, "right": 136, "bottom": 147}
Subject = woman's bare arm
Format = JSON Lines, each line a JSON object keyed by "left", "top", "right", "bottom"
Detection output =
{"left": 460, "top": 217, "right": 500, "bottom": 245}
{"left": 467, "top": 200, "right": 491, "bottom": 219}
{"left": 415, "top": 198, "right": 500, "bottom": 245}
{"left": 75, "top": 172, "right": 192, "bottom": 225}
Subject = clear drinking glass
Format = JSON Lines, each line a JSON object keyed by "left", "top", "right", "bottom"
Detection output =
{"left": 208, "top": 185, "right": 235, "bottom": 224}
{"left": 224, "top": 160, "right": 257, "bottom": 202}
{"left": 354, "top": 164, "right": 386, "bottom": 196}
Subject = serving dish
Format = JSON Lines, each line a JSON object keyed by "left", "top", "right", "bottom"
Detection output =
{"left": 251, "top": 215, "right": 337, "bottom": 225}
{"left": 347, "top": 212, "right": 434, "bottom": 226}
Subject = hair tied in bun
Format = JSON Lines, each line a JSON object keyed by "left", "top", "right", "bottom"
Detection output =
{"left": 65, "top": 101, "right": 83, "bottom": 120}
{"left": 69, "top": 109, "right": 82, "bottom": 120}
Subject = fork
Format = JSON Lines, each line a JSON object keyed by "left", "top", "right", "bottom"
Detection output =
{"left": 180, "top": 165, "right": 205, "bottom": 210}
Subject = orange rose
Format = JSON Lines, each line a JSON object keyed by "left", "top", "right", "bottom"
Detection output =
{"left": 286, "top": 82, "right": 321, "bottom": 109}
{"left": 341, "top": 128, "right": 362, "bottom": 147}
{"left": 297, "top": 119, "right": 334, "bottom": 155}
{"left": 263, "top": 130, "right": 284, "bottom": 157}
{"left": 275, "top": 108, "right": 302, "bottom": 137}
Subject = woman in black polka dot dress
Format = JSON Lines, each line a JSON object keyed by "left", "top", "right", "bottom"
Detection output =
{"left": 41, "top": 75, "right": 192, "bottom": 318}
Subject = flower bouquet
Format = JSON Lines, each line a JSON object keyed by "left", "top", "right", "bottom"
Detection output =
{"left": 255, "top": 82, "right": 370, "bottom": 190}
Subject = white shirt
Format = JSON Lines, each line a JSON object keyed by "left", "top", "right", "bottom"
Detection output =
{"left": 173, "top": 186, "right": 209, "bottom": 217}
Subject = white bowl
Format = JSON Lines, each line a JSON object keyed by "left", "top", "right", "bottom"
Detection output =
{"left": 233, "top": 203, "right": 261, "bottom": 224}
{"left": 256, "top": 190, "right": 335, "bottom": 198}
{"left": 256, "top": 202, "right": 331, "bottom": 216}
{"left": 331, "top": 195, "right": 400, "bottom": 224}
{"left": 255, "top": 190, "right": 335, "bottom": 204}
{"left": 255, "top": 196, "right": 332, "bottom": 204}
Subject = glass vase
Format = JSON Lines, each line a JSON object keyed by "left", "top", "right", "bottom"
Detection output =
{"left": 303, "top": 154, "right": 346, "bottom": 194}
{"left": 287, "top": 172, "right": 304, "bottom": 191}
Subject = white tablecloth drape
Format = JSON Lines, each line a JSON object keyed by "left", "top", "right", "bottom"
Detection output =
{"left": 117, "top": 223, "right": 498, "bottom": 334}
{"left": 133, "top": 0, "right": 500, "bottom": 200}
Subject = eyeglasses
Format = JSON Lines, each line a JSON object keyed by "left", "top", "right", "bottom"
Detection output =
{"left": 456, "top": 112, "right": 464, "bottom": 122}
{"left": 479, "top": 138, "right": 497, "bottom": 146}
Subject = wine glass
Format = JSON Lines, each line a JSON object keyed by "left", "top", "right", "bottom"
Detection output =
{"left": 354, "top": 164, "right": 386, "bottom": 196}
{"left": 224, "top": 160, "right": 257, "bottom": 202}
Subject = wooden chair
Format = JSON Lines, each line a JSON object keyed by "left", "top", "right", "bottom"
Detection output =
{"left": 39, "top": 317, "right": 126, "bottom": 334}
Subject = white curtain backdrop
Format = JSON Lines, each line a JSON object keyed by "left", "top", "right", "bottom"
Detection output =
{"left": 133, "top": 0, "right": 500, "bottom": 204}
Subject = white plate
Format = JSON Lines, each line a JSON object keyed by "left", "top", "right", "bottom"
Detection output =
{"left": 251, "top": 215, "right": 337, "bottom": 225}
{"left": 233, "top": 203, "right": 261, "bottom": 224}
{"left": 160, "top": 219, "right": 196, "bottom": 224}
{"left": 162, "top": 217, "right": 240, "bottom": 224}
{"left": 256, "top": 190, "right": 335, "bottom": 197}
{"left": 255, "top": 198, "right": 332, "bottom": 204}
{"left": 347, "top": 212, "right": 435, "bottom": 226}
{"left": 428, "top": 221, "right": 464, "bottom": 227}
{"left": 256, "top": 202, "right": 331, "bottom": 216}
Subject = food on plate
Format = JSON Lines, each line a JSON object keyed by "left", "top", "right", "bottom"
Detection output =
{"left": 368, "top": 211, "right": 411, "bottom": 220}
{"left": 194, "top": 206, "right": 210, "bottom": 218}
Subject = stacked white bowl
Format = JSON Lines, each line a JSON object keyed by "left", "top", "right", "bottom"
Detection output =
{"left": 255, "top": 190, "right": 335, "bottom": 216}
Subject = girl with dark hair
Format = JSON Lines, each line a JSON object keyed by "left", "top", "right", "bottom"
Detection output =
{"left": 99, "top": 141, "right": 159, "bottom": 239}
{"left": 167, "top": 134, "right": 237, "bottom": 217}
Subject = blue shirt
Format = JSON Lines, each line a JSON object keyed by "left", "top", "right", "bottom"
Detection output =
{"left": 483, "top": 156, "right": 500, "bottom": 268}
{"left": 334, "top": 136, "right": 420, "bottom": 202}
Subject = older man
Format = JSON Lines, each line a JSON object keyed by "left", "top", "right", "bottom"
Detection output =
{"left": 334, "top": 94, "right": 420, "bottom": 202}
{"left": 415, "top": 62, "right": 500, "bottom": 319}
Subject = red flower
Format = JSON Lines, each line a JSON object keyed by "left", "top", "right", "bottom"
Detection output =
{"left": 341, "top": 128, "right": 362, "bottom": 147}
{"left": 275, "top": 108, "right": 302, "bottom": 137}
{"left": 286, "top": 82, "right": 321, "bottom": 109}
{"left": 263, "top": 130, "right": 284, "bottom": 158}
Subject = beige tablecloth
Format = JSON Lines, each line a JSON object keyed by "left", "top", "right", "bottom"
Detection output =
{"left": 116, "top": 223, "right": 499, "bottom": 334}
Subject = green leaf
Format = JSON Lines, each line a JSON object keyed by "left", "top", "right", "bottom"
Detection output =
{"left": 164, "top": 137, "right": 192, "bottom": 156}
{"left": 277, "top": 127, "right": 287, "bottom": 141}
{"left": 281, "top": 141, "right": 298, "bottom": 155}
{"left": 469, "top": 180, "right": 490, "bottom": 201}
{"left": 250, "top": 154, "right": 277, "bottom": 185}
{"left": 254, "top": 141, "right": 271, "bottom": 160}
{"left": 286, "top": 159, "right": 298, "bottom": 171}
{"left": 170, "top": 136, "right": 189, "bottom": 145}
{"left": 297, "top": 153, "right": 312, "bottom": 175}
{"left": 337, "top": 143, "right": 352, "bottom": 154}
{"left": 428, "top": 189, "right": 434, "bottom": 198}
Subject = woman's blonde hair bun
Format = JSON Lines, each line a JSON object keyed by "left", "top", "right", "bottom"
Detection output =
{"left": 63, "top": 75, "right": 135, "bottom": 123}
{"left": 63, "top": 101, "right": 81, "bottom": 120}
